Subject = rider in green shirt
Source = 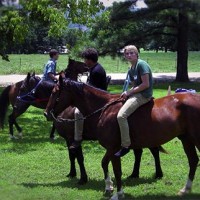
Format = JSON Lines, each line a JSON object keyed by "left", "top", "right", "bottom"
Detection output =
{"left": 115, "top": 45, "right": 153, "bottom": 157}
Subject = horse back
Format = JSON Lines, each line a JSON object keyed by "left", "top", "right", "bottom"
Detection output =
{"left": 98, "top": 93, "right": 200, "bottom": 149}
{"left": 128, "top": 93, "right": 200, "bottom": 148}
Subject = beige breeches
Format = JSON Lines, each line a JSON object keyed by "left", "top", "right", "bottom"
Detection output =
{"left": 117, "top": 93, "right": 150, "bottom": 147}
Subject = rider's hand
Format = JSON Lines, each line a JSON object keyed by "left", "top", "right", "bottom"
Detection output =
{"left": 120, "top": 91, "right": 128, "bottom": 100}
{"left": 60, "top": 71, "right": 65, "bottom": 78}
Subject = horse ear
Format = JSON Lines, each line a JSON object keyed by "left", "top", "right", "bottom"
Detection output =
{"left": 59, "top": 75, "right": 63, "bottom": 87}
{"left": 32, "top": 71, "right": 35, "bottom": 77}
{"left": 27, "top": 72, "right": 31, "bottom": 82}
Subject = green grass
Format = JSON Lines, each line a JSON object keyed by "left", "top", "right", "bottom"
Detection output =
{"left": 0, "top": 51, "right": 200, "bottom": 74}
{"left": 0, "top": 84, "right": 200, "bottom": 200}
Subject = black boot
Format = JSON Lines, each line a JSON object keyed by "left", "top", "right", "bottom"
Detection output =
{"left": 115, "top": 147, "right": 130, "bottom": 157}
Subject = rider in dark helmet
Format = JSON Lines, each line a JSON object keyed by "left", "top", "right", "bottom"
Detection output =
{"left": 70, "top": 48, "right": 107, "bottom": 149}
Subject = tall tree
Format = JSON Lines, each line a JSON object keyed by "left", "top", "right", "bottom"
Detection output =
{"left": 91, "top": 0, "right": 200, "bottom": 82}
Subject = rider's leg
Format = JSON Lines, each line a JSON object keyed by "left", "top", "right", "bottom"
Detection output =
{"left": 70, "top": 108, "right": 84, "bottom": 149}
{"left": 115, "top": 93, "right": 150, "bottom": 157}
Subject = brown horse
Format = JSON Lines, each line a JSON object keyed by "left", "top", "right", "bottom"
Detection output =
{"left": 45, "top": 78, "right": 200, "bottom": 199}
{"left": 0, "top": 58, "right": 87, "bottom": 139}
{"left": 19, "top": 73, "right": 165, "bottom": 184}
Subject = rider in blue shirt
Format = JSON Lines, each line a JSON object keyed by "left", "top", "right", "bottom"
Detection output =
{"left": 42, "top": 49, "right": 59, "bottom": 83}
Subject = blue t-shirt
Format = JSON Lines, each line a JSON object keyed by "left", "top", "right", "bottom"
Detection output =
{"left": 42, "top": 58, "right": 57, "bottom": 82}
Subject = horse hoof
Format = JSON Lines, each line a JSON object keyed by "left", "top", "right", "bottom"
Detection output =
{"left": 18, "top": 132, "right": 23, "bottom": 139}
{"left": 110, "top": 189, "right": 124, "bottom": 200}
{"left": 104, "top": 189, "right": 113, "bottom": 197}
{"left": 66, "top": 173, "right": 76, "bottom": 178}
{"left": 178, "top": 187, "right": 191, "bottom": 196}
{"left": 127, "top": 174, "right": 139, "bottom": 179}
{"left": 10, "top": 135, "right": 18, "bottom": 140}
{"left": 77, "top": 177, "right": 88, "bottom": 185}
{"left": 155, "top": 173, "right": 163, "bottom": 179}
{"left": 77, "top": 179, "right": 87, "bottom": 185}
{"left": 50, "top": 137, "right": 56, "bottom": 141}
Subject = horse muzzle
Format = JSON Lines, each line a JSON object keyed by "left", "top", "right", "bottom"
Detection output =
{"left": 44, "top": 110, "right": 53, "bottom": 121}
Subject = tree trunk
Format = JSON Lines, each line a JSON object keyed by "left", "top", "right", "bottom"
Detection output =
{"left": 175, "top": 11, "right": 189, "bottom": 82}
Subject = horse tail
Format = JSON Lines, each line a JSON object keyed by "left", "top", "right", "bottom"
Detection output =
{"left": 0, "top": 85, "right": 11, "bottom": 129}
{"left": 159, "top": 146, "right": 168, "bottom": 154}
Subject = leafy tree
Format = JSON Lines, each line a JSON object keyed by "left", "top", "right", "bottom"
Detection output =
{"left": 0, "top": 3, "right": 27, "bottom": 60}
{"left": 0, "top": 0, "right": 104, "bottom": 60}
{"left": 91, "top": 0, "right": 200, "bottom": 82}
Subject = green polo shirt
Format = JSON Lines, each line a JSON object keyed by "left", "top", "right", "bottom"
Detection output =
{"left": 128, "top": 59, "right": 153, "bottom": 98}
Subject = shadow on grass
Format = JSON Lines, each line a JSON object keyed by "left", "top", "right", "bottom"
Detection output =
{"left": 100, "top": 193, "right": 200, "bottom": 200}
{"left": 20, "top": 178, "right": 200, "bottom": 200}
{"left": 21, "top": 178, "right": 104, "bottom": 191}
{"left": 123, "top": 177, "right": 158, "bottom": 187}
{"left": 20, "top": 177, "right": 157, "bottom": 191}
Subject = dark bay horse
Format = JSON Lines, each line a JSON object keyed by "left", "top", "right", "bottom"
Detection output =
{"left": 0, "top": 58, "right": 87, "bottom": 139}
{"left": 0, "top": 80, "right": 23, "bottom": 137}
{"left": 19, "top": 73, "right": 165, "bottom": 185}
{"left": 45, "top": 78, "right": 200, "bottom": 199}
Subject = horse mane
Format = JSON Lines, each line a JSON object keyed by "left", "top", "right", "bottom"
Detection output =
{"left": 41, "top": 80, "right": 55, "bottom": 88}
{"left": 64, "top": 80, "right": 84, "bottom": 95}
{"left": 29, "top": 75, "right": 55, "bottom": 89}
{"left": 65, "top": 80, "right": 110, "bottom": 96}
{"left": 85, "top": 83, "right": 110, "bottom": 94}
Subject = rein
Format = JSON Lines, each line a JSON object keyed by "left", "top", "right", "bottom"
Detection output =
{"left": 17, "top": 79, "right": 49, "bottom": 103}
{"left": 50, "top": 97, "right": 124, "bottom": 123}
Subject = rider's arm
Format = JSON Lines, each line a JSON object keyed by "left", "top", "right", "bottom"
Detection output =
{"left": 121, "top": 74, "right": 149, "bottom": 98}
{"left": 48, "top": 73, "right": 58, "bottom": 82}
{"left": 127, "top": 74, "right": 150, "bottom": 97}
{"left": 55, "top": 71, "right": 65, "bottom": 77}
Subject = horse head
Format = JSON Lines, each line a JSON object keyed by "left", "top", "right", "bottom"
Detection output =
{"left": 65, "top": 58, "right": 88, "bottom": 80}
{"left": 14, "top": 72, "right": 41, "bottom": 110}
{"left": 44, "top": 76, "right": 83, "bottom": 121}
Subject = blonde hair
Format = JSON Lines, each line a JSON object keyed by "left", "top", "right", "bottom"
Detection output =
{"left": 124, "top": 45, "right": 139, "bottom": 56}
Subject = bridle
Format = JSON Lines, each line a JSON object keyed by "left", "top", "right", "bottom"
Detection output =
{"left": 16, "top": 78, "right": 49, "bottom": 103}
{"left": 49, "top": 83, "right": 124, "bottom": 123}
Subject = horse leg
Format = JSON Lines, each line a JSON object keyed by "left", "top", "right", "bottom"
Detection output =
{"left": 13, "top": 118, "right": 23, "bottom": 138}
{"left": 66, "top": 147, "right": 77, "bottom": 178}
{"left": 75, "top": 145, "right": 88, "bottom": 185}
{"left": 50, "top": 123, "right": 56, "bottom": 140}
{"left": 102, "top": 151, "right": 113, "bottom": 195}
{"left": 9, "top": 104, "right": 29, "bottom": 139}
{"left": 128, "top": 148, "right": 142, "bottom": 179}
{"left": 8, "top": 114, "right": 21, "bottom": 139}
{"left": 178, "top": 137, "right": 199, "bottom": 196}
{"left": 110, "top": 156, "right": 124, "bottom": 200}
{"left": 149, "top": 147, "right": 163, "bottom": 179}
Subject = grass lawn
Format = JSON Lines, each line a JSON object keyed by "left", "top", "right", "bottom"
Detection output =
{"left": 0, "top": 51, "right": 200, "bottom": 74}
{"left": 0, "top": 84, "right": 200, "bottom": 200}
